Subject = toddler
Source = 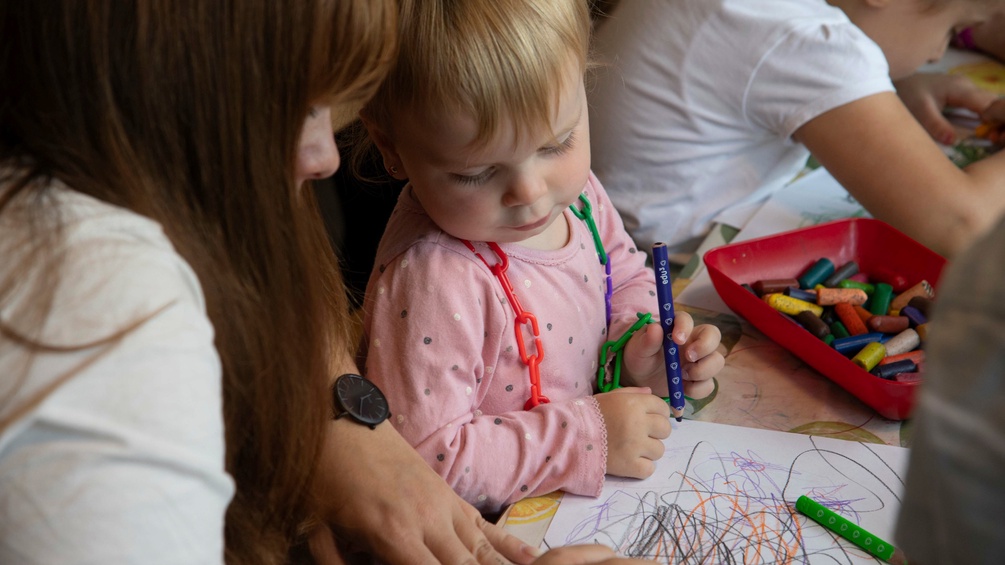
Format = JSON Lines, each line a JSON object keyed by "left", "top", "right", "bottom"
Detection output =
{"left": 357, "top": 0, "right": 724, "bottom": 513}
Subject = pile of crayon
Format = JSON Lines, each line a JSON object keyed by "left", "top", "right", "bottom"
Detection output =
{"left": 975, "top": 120, "right": 1005, "bottom": 145}
{"left": 744, "top": 258, "right": 934, "bottom": 383}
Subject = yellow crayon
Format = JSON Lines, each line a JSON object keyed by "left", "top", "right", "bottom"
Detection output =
{"left": 766, "top": 293, "right": 823, "bottom": 317}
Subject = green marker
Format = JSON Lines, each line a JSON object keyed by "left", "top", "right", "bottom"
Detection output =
{"left": 795, "top": 495, "right": 908, "bottom": 565}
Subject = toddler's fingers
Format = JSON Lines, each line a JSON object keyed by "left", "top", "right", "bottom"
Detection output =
{"left": 626, "top": 457, "right": 657, "bottom": 480}
{"left": 683, "top": 378, "right": 715, "bottom": 401}
{"left": 685, "top": 349, "right": 724, "bottom": 383}
{"left": 646, "top": 412, "right": 672, "bottom": 440}
{"left": 604, "top": 386, "right": 652, "bottom": 396}
{"left": 640, "top": 433, "right": 667, "bottom": 461}
{"left": 622, "top": 324, "right": 669, "bottom": 382}
{"left": 670, "top": 311, "right": 694, "bottom": 344}
{"left": 631, "top": 322, "right": 665, "bottom": 357}
{"left": 641, "top": 392, "right": 672, "bottom": 418}
{"left": 682, "top": 323, "right": 721, "bottom": 362}
{"left": 623, "top": 437, "right": 664, "bottom": 479}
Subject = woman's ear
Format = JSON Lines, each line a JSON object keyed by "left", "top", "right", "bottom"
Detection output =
{"left": 360, "top": 112, "right": 406, "bottom": 179}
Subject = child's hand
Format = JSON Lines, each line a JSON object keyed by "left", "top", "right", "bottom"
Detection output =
{"left": 979, "top": 98, "right": 1005, "bottom": 145}
{"left": 595, "top": 387, "right": 671, "bottom": 479}
{"left": 621, "top": 312, "right": 724, "bottom": 400}
{"left": 894, "top": 73, "right": 999, "bottom": 145}
{"left": 982, "top": 98, "right": 1005, "bottom": 123}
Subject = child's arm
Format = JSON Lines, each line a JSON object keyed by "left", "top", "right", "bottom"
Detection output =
{"left": 794, "top": 91, "right": 1005, "bottom": 257}
{"left": 894, "top": 73, "right": 1000, "bottom": 145}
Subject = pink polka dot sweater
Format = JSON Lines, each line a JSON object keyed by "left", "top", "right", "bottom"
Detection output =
{"left": 361, "top": 172, "right": 658, "bottom": 513}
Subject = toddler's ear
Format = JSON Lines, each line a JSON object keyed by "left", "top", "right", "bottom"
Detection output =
{"left": 360, "top": 112, "right": 394, "bottom": 159}
{"left": 360, "top": 111, "right": 406, "bottom": 179}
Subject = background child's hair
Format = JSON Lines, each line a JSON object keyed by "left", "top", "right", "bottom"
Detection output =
{"left": 352, "top": 0, "right": 591, "bottom": 178}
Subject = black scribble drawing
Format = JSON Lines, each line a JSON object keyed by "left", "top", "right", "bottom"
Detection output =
{"left": 545, "top": 422, "right": 906, "bottom": 564}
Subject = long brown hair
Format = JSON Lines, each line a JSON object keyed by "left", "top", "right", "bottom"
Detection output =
{"left": 0, "top": 1, "right": 395, "bottom": 562}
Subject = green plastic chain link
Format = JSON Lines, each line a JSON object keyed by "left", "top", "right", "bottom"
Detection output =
{"left": 596, "top": 312, "right": 679, "bottom": 407}
{"left": 596, "top": 312, "right": 652, "bottom": 392}
{"left": 569, "top": 194, "right": 608, "bottom": 266}
{"left": 576, "top": 193, "right": 681, "bottom": 408}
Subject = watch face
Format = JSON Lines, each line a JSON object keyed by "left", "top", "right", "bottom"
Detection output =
{"left": 334, "top": 374, "right": 390, "bottom": 428}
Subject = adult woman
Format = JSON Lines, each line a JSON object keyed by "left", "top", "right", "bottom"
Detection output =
{"left": 0, "top": 1, "right": 552, "bottom": 564}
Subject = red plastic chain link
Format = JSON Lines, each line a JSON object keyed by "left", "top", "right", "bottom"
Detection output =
{"left": 462, "top": 240, "right": 550, "bottom": 409}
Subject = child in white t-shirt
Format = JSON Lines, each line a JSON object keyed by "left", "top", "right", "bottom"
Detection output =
{"left": 589, "top": 0, "right": 1005, "bottom": 258}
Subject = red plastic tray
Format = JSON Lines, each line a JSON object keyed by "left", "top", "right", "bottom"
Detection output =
{"left": 704, "top": 218, "right": 946, "bottom": 420}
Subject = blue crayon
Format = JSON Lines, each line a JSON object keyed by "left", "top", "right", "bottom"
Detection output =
{"left": 652, "top": 242, "right": 685, "bottom": 421}
{"left": 784, "top": 287, "right": 817, "bottom": 303}
{"left": 832, "top": 332, "right": 884, "bottom": 356}
{"left": 900, "top": 305, "right": 928, "bottom": 327}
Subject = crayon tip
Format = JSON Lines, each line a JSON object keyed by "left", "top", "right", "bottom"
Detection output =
{"left": 672, "top": 407, "right": 684, "bottom": 422}
{"left": 675, "top": 416, "right": 683, "bottom": 422}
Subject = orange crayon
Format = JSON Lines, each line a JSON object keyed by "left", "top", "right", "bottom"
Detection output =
{"left": 834, "top": 303, "right": 867, "bottom": 336}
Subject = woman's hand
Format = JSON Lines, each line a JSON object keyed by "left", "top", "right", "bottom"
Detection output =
{"left": 313, "top": 417, "right": 542, "bottom": 565}
{"left": 531, "top": 545, "right": 655, "bottom": 564}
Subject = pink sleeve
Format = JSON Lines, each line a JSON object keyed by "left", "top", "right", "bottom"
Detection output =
{"left": 585, "top": 172, "right": 659, "bottom": 341}
{"left": 363, "top": 241, "right": 607, "bottom": 513}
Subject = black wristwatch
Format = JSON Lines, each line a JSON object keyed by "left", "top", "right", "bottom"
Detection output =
{"left": 332, "top": 373, "right": 390, "bottom": 429}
